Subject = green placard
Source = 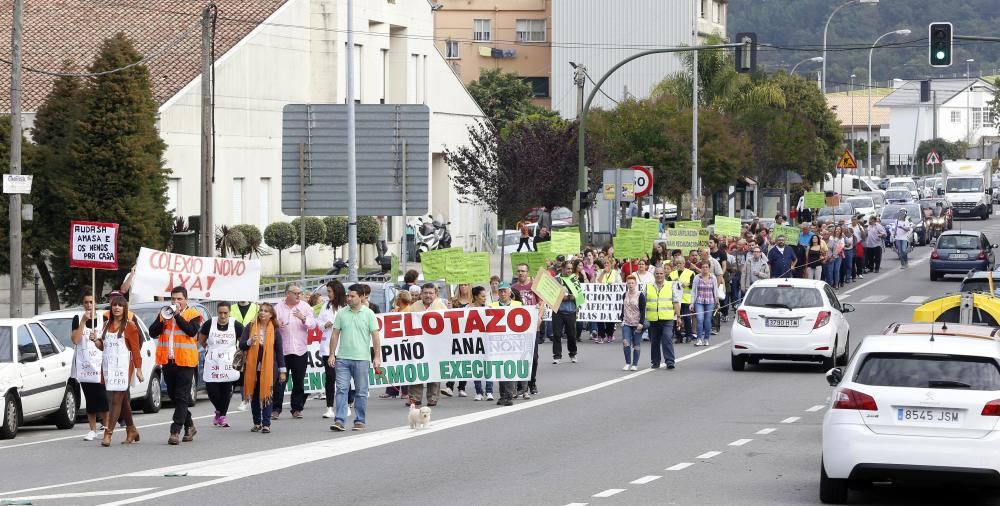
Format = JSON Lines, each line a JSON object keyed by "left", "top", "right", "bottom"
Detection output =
{"left": 714, "top": 216, "right": 742, "bottom": 238}
{"left": 550, "top": 230, "right": 581, "bottom": 256}
{"left": 699, "top": 228, "right": 711, "bottom": 248}
{"left": 449, "top": 252, "right": 490, "bottom": 284}
{"left": 804, "top": 192, "right": 826, "bottom": 209}
{"left": 674, "top": 220, "right": 701, "bottom": 229}
{"left": 632, "top": 217, "right": 661, "bottom": 245}
{"left": 774, "top": 225, "right": 801, "bottom": 244}
{"left": 663, "top": 228, "right": 701, "bottom": 251}
{"left": 614, "top": 228, "right": 647, "bottom": 259}
{"left": 532, "top": 267, "right": 566, "bottom": 310}
{"left": 390, "top": 254, "right": 400, "bottom": 282}
{"left": 511, "top": 251, "right": 548, "bottom": 276}
{"left": 420, "top": 247, "right": 464, "bottom": 281}
{"left": 559, "top": 226, "right": 579, "bottom": 234}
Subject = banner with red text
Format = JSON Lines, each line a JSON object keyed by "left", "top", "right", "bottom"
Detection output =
{"left": 130, "top": 247, "right": 261, "bottom": 302}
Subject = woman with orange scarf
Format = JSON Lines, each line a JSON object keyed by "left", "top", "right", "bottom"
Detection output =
{"left": 239, "top": 303, "right": 286, "bottom": 433}
{"left": 96, "top": 296, "right": 143, "bottom": 446}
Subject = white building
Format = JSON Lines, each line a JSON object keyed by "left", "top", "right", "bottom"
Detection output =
{"left": 878, "top": 78, "right": 998, "bottom": 169}
{"left": 3, "top": 0, "right": 489, "bottom": 275}
{"left": 550, "top": 0, "right": 727, "bottom": 118}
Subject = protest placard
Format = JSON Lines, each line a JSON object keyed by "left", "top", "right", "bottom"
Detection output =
{"left": 674, "top": 220, "right": 702, "bottom": 229}
{"left": 511, "top": 251, "right": 548, "bottom": 277}
{"left": 699, "top": 228, "right": 711, "bottom": 248}
{"left": 614, "top": 228, "right": 648, "bottom": 259}
{"left": 774, "top": 224, "right": 801, "bottom": 244}
{"left": 450, "top": 252, "right": 490, "bottom": 284}
{"left": 714, "top": 216, "right": 742, "bottom": 238}
{"left": 550, "top": 230, "right": 581, "bottom": 256}
{"left": 531, "top": 267, "right": 567, "bottom": 311}
{"left": 662, "top": 228, "right": 700, "bottom": 250}
{"left": 632, "top": 217, "right": 661, "bottom": 244}
{"left": 131, "top": 247, "right": 261, "bottom": 302}
{"left": 69, "top": 221, "right": 119, "bottom": 270}
{"left": 542, "top": 282, "right": 627, "bottom": 322}
{"left": 804, "top": 192, "right": 826, "bottom": 209}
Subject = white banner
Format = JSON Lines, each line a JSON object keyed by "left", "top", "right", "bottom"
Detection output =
{"left": 544, "top": 283, "right": 628, "bottom": 322}
{"left": 131, "top": 247, "right": 261, "bottom": 302}
{"left": 102, "top": 332, "right": 131, "bottom": 392}
{"left": 74, "top": 328, "right": 103, "bottom": 384}
{"left": 289, "top": 307, "right": 538, "bottom": 392}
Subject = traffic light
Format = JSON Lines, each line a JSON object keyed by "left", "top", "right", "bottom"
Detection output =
{"left": 929, "top": 22, "right": 953, "bottom": 67}
{"left": 735, "top": 32, "right": 757, "bottom": 73}
{"left": 579, "top": 190, "right": 593, "bottom": 210}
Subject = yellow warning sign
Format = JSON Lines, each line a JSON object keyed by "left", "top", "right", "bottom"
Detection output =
{"left": 837, "top": 149, "right": 858, "bottom": 170}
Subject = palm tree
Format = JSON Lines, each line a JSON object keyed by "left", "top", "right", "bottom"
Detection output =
{"left": 215, "top": 225, "right": 247, "bottom": 258}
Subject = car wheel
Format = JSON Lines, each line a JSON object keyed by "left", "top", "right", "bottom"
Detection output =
{"left": 143, "top": 374, "right": 162, "bottom": 413}
{"left": 0, "top": 393, "right": 19, "bottom": 439}
{"left": 820, "top": 459, "right": 849, "bottom": 504}
{"left": 836, "top": 335, "right": 850, "bottom": 367}
{"left": 822, "top": 339, "right": 837, "bottom": 370}
{"left": 52, "top": 387, "right": 76, "bottom": 430}
{"left": 731, "top": 353, "right": 746, "bottom": 371}
{"left": 981, "top": 212, "right": 989, "bottom": 221}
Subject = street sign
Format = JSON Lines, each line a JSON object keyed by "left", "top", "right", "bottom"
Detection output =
{"left": 620, "top": 183, "right": 635, "bottom": 202}
{"left": 281, "top": 104, "right": 430, "bottom": 216}
{"left": 926, "top": 149, "right": 941, "bottom": 165}
{"left": 836, "top": 149, "right": 858, "bottom": 170}
{"left": 603, "top": 183, "right": 616, "bottom": 201}
{"left": 631, "top": 165, "right": 654, "bottom": 197}
{"left": 69, "top": 221, "right": 119, "bottom": 270}
{"left": 2, "top": 174, "right": 32, "bottom": 194}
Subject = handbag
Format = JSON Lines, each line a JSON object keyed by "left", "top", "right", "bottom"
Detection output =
{"left": 715, "top": 281, "right": 726, "bottom": 300}
{"left": 232, "top": 349, "right": 246, "bottom": 372}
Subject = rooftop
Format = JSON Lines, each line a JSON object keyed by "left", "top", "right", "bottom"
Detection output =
{"left": 825, "top": 94, "right": 890, "bottom": 127}
{"left": 876, "top": 78, "right": 995, "bottom": 108}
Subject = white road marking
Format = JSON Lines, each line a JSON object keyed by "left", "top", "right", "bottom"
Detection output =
{"left": 592, "top": 489, "right": 626, "bottom": 498}
{"left": 0, "top": 488, "right": 157, "bottom": 501}
{"left": 4, "top": 342, "right": 735, "bottom": 500}
{"left": 666, "top": 463, "right": 694, "bottom": 471}
{"left": 903, "top": 295, "right": 929, "bottom": 303}
{"left": 806, "top": 405, "right": 826, "bottom": 412}
{"left": 696, "top": 451, "right": 722, "bottom": 459}
{"left": 860, "top": 295, "right": 887, "bottom": 302}
{"left": 630, "top": 475, "right": 661, "bottom": 484}
{"left": 755, "top": 428, "right": 777, "bottom": 435}
{"left": 565, "top": 503, "right": 589, "bottom": 506}
{"left": 728, "top": 439, "right": 753, "bottom": 446}
{"left": 780, "top": 417, "right": 801, "bottom": 424}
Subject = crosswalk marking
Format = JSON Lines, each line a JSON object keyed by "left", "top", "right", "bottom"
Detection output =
{"left": 860, "top": 295, "right": 887, "bottom": 302}
{"left": 630, "top": 475, "right": 662, "bottom": 484}
{"left": 592, "top": 489, "right": 625, "bottom": 498}
{"left": 696, "top": 451, "right": 722, "bottom": 459}
{"left": 666, "top": 463, "right": 694, "bottom": 471}
{"left": 903, "top": 295, "right": 928, "bottom": 303}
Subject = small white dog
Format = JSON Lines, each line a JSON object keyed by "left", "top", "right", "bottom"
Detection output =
{"left": 408, "top": 403, "right": 432, "bottom": 429}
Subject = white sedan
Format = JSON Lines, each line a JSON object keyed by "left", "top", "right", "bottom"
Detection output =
{"left": 731, "top": 279, "right": 853, "bottom": 371}
{"left": 1, "top": 318, "right": 77, "bottom": 439}
{"left": 821, "top": 323, "right": 1000, "bottom": 503}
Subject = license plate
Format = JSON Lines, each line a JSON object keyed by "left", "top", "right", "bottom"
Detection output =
{"left": 958, "top": 209, "right": 970, "bottom": 214}
{"left": 765, "top": 318, "right": 798, "bottom": 328}
{"left": 896, "top": 407, "right": 961, "bottom": 424}
{"left": 950, "top": 253, "right": 968, "bottom": 260}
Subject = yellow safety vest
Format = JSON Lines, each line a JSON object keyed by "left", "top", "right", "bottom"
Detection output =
{"left": 645, "top": 283, "right": 675, "bottom": 322}
{"left": 669, "top": 269, "right": 694, "bottom": 305}
{"left": 489, "top": 300, "right": 523, "bottom": 308}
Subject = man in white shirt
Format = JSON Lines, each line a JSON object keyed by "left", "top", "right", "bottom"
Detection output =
{"left": 892, "top": 209, "right": 913, "bottom": 269}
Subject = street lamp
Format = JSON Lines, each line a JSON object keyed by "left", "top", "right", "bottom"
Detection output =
{"left": 966, "top": 58, "right": 975, "bottom": 78}
{"left": 850, "top": 74, "right": 856, "bottom": 154}
{"left": 823, "top": 0, "right": 879, "bottom": 94}
{"left": 790, "top": 56, "right": 824, "bottom": 74}
{"left": 966, "top": 59, "right": 975, "bottom": 141}
{"left": 868, "top": 28, "right": 910, "bottom": 177}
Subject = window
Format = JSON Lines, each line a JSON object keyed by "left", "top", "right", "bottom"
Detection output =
{"left": 713, "top": 1, "right": 722, "bottom": 22}
{"left": 258, "top": 178, "right": 270, "bottom": 232}
{"left": 353, "top": 44, "right": 362, "bottom": 103}
{"left": 166, "top": 178, "right": 179, "bottom": 215}
{"left": 973, "top": 107, "right": 984, "bottom": 130}
{"left": 17, "top": 326, "right": 37, "bottom": 362}
{"left": 445, "top": 40, "right": 459, "bottom": 59}
{"left": 855, "top": 353, "right": 1000, "bottom": 390}
{"left": 29, "top": 323, "right": 58, "bottom": 357}
{"left": 516, "top": 19, "right": 546, "bottom": 42}
{"left": 700, "top": 0, "right": 707, "bottom": 18}
{"left": 521, "top": 77, "right": 550, "bottom": 98}
{"left": 951, "top": 110, "right": 961, "bottom": 123}
{"left": 473, "top": 19, "right": 491, "bottom": 41}
{"left": 231, "top": 177, "right": 244, "bottom": 224}
{"left": 0, "top": 327, "right": 11, "bottom": 363}
{"left": 41, "top": 318, "right": 73, "bottom": 348}
{"left": 743, "top": 287, "right": 824, "bottom": 309}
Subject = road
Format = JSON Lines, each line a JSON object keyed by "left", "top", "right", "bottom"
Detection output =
{"left": 4, "top": 218, "right": 1000, "bottom": 506}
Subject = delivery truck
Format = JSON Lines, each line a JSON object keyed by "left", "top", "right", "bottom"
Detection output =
{"left": 941, "top": 160, "right": 992, "bottom": 220}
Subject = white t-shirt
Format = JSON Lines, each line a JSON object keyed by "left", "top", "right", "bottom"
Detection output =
{"left": 893, "top": 219, "right": 912, "bottom": 242}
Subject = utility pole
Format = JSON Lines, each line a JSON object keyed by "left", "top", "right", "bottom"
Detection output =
{"left": 691, "top": 49, "right": 699, "bottom": 220}
{"left": 199, "top": 5, "right": 215, "bottom": 257}
{"left": 8, "top": 0, "right": 23, "bottom": 317}
{"left": 346, "top": 0, "right": 358, "bottom": 281}
{"left": 572, "top": 63, "right": 587, "bottom": 235}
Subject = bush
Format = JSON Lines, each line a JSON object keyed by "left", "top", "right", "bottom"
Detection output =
{"left": 323, "top": 216, "right": 347, "bottom": 249}
{"left": 357, "top": 216, "right": 379, "bottom": 245}
{"left": 264, "top": 221, "right": 297, "bottom": 275}
{"left": 290, "top": 217, "right": 327, "bottom": 248}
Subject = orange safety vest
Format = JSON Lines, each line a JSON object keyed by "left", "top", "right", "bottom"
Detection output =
{"left": 154, "top": 306, "right": 202, "bottom": 367}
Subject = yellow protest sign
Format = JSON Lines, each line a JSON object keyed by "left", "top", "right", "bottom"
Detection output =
{"left": 532, "top": 267, "right": 567, "bottom": 311}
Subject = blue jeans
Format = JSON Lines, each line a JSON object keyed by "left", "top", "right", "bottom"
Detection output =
{"left": 474, "top": 381, "right": 494, "bottom": 394}
{"left": 826, "top": 258, "right": 842, "bottom": 285}
{"left": 334, "top": 359, "right": 370, "bottom": 425}
{"left": 648, "top": 321, "right": 676, "bottom": 367}
{"left": 250, "top": 372, "right": 274, "bottom": 427}
{"left": 695, "top": 302, "right": 715, "bottom": 343}
{"left": 843, "top": 248, "right": 855, "bottom": 281}
{"left": 895, "top": 239, "right": 909, "bottom": 265}
{"left": 621, "top": 325, "right": 642, "bottom": 366}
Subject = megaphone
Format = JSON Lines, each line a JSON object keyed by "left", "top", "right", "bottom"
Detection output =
{"left": 160, "top": 304, "right": 179, "bottom": 320}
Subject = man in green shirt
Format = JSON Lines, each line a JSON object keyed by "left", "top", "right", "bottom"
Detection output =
{"left": 327, "top": 284, "right": 381, "bottom": 432}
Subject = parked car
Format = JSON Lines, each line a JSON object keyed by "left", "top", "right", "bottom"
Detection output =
{"left": 821, "top": 323, "right": 1000, "bottom": 503}
{"left": 731, "top": 279, "right": 853, "bottom": 371}
{"left": 37, "top": 309, "right": 162, "bottom": 414}
{"left": 930, "top": 230, "right": 997, "bottom": 281}
{"left": 884, "top": 189, "right": 914, "bottom": 204}
{"left": 0, "top": 318, "right": 76, "bottom": 439}
{"left": 522, "top": 206, "right": 575, "bottom": 227}
{"left": 815, "top": 203, "right": 856, "bottom": 226}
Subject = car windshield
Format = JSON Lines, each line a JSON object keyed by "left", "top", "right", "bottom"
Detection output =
{"left": 818, "top": 204, "right": 852, "bottom": 217}
{"left": 881, "top": 204, "right": 919, "bottom": 220}
{"left": 0, "top": 326, "right": 10, "bottom": 362}
{"left": 854, "top": 352, "right": 1000, "bottom": 391}
{"left": 847, "top": 197, "right": 873, "bottom": 209}
{"left": 743, "top": 287, "right": 823, "bottom": 309}
{"left": 937, "top": 234, "right": 980, "bottom": 250}
{"left": 41, "top": 317, "right": 74, "bottom": 347}
{"left": 889, "top": 181, "right": 917, "bottom": 191}
{"left": 946, "top": 178, "right": 983, "bottom": 193}
{"left": 885, "top": 190, "right": 910, "bottom": 200}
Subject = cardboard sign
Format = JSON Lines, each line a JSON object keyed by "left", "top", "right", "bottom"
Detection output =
{"left": 531, "top": 267, "right": 567, "bottom": 311}
{"left": 714, "top": 216, "right": 742, "bottom": 238}
{"left": 773, "top": 225, "right": 802, "bottom": 244}
{"left": 804, "top": 192, "right": 826, "bottom": 209}
{"left": 69, "top": 221, "right": 119, "bottom": 270}
{"left": 550, "top": 230, "right": 581, "bottom": 256}
{"left": 131, "top": 247, "right": 261, "bottom": 302}
{"left": 510, "top": 250, "right": 549, "bottom": 277}
{"left": 614, "top": 228, "right": 648, "bottom": 259}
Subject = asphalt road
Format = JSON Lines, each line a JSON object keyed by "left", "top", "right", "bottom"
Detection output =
{"left": 4, "top": 217, "right": 1000, "bottom": 506}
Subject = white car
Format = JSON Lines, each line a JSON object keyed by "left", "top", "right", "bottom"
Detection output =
{"left": 1, "top": 318, "right": 77, "bottom": 439}
{"left": 37, "top": 310, "right": 162, "bottom": 415}
{"left": 821, "top": 323, "right": 1000, "bottom": 503}
{"left": 731, "top": 279, "right": 853, "bottom": 371}
{"left": 887, "top": 177, "right": 919, "bottom": 201}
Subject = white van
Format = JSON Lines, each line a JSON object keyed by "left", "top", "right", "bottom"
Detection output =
{"left": 821, "top": 173, "right": 882, "bottom": 196}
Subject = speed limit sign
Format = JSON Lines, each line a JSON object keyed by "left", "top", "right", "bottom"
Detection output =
{"left": 631, "top": 165, "right": 654, "bottom": 197}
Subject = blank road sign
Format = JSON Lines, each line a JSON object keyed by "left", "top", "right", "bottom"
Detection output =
{"left": 281, "top": 104, "right": 430, "bottom": 216}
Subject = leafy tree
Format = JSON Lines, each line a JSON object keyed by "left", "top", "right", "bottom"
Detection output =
{"left": 467, "top": 68, "right": 554, "bottom": 131}
{"left": 736, "top": 108, "right": 819, "bottom": 187}
{"left": 290, "top": 217, "right": 326, "bottom": 248}
{"left": 215, "top": 225, "right": 246, "bottom": 258}
{"left": 323, "top": 216, "right": 347, "bottom": 249}
{"left": 232, "top": 224, "right": 264, "bottom": 258}
{"left": 916, "top": 138, "right": 968, "bottom": 167}
{"left": 264, "top": 221, "right": 296, "bottom": 275}
{"left": 357, "top": 216, "right": 379, "bottom": 245}
{"left": 766, "top": 72, "right": 842, "bottom": 183}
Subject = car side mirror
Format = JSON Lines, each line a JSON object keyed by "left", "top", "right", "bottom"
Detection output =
{"left": 826, "top": 367, "right": 843, "bottom": 387}
{"left": 993, "top": 244, "right": 998, "bottom": 249}
{"left": 841, "top": 303, "right": 855, "bottom": 313}
{"left": 19, "top": 352, "right": 37, "bottom": 363}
